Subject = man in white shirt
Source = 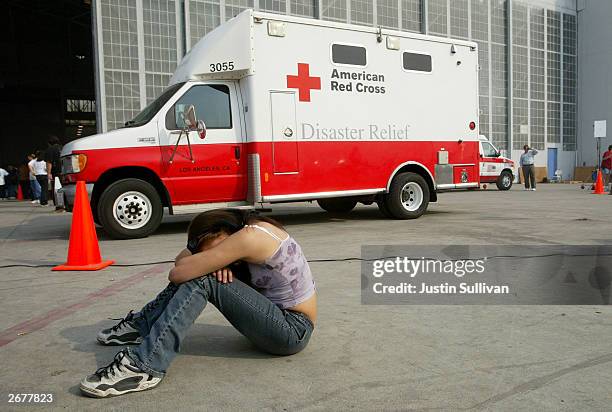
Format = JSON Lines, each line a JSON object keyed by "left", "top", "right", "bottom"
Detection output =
{"left": 31, "top": 151, "right": 49, "bottom": 206}
{"left": 27, "top": 154, "right": 42, "bottom": 204}
{"left": 519, "top": 145, "right": 539, "bottom": 191}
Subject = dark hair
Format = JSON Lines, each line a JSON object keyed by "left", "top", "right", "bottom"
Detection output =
{"left": 35, "top": 150, "right": 44, "bottom": 160}
{"left": 187, "top": 209, "right": 283, "bottom": 248}
{"left": 523, "top": 144, "right": 529, "bottom": 150}
{"left": 609, "top": 145, "right": 612, "bottom": 151}
{"left": 48, "top": 135, "right": 60, "bottom": 146}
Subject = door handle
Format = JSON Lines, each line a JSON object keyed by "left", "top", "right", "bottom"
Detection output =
{"left": 284, "top": 127, "right": 293, "bottom": 137}
{"left": 234, "top": 146, "right": 241, "bottom": 160}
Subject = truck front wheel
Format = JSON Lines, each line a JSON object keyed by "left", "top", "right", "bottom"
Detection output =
{"left": 383, "top": 172, "right": 430, "bottom": 219}
{"left": 496, "top": 170, "right": 513, "bottom": 191}
{"left": 98, "top": 178, "right": 163, "bottom": 239}
{"left": 317, "top": 197, "right": 357, "bottom": 213}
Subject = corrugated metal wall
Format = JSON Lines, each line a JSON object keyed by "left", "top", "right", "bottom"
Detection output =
{"left": 93, "top": 0, "right": 577, "bottom": 154}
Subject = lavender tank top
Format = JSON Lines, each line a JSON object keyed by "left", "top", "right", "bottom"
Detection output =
{"left": 245, "top": 225, "right": 316, "bottom": 309}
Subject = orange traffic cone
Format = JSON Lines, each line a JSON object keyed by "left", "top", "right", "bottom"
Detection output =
{"left": 53, "top": 181, "right": 114, "bottom": 271}
{"left": 17, "top": 185, "right": 24, "bottom": 200}
{"left": 592, "top": 170, "right": 605, "bottom": 195}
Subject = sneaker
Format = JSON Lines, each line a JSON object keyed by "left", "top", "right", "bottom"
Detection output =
{"left": 97, "top": 311, "right": 143, "bottom": 345}
{"left": 531, "top": 188, "right": 536, "bottom": 191}
{"left": 31, "top": 199, "right": 39, "bottom": 204}
{"left": 80, "top": 350, "right": 162, "bottom": 398}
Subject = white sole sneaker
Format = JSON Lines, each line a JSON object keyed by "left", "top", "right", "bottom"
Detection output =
{"left": 97, "top": 311, "right": 143, "bottom": 345}
{"left": 80, "top": 377, "right": 161, "bottom": 398}
{"left": 97, "top": 335, "right": 143, "bottom": 346}
{"left": 80, "top": 351, "right": 162, "bottom": 398}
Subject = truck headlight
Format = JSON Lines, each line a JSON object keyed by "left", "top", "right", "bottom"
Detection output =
{"left": 61, "top": 154, "right": 88, "bottom": 174}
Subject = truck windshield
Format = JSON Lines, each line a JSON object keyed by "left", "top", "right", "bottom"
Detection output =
{"left": 124, "top": 82, "right": 185, "bottom": 128}
{"left": 481, "top": 142, "right": 499, "bottom": 157}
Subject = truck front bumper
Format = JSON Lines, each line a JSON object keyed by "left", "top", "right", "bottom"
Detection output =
{"left": 59, "top": 183, "right": 94, "bottom": 212}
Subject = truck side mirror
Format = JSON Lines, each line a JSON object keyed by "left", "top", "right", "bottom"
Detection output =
{"left": 197, "top": 120, "right": 207, "bottom": 140}
{"left": 182, "top": 105, "right": 197, "bottom": 130}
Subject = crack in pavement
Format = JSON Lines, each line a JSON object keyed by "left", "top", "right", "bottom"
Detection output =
{"left": 467, "top": 352, "right": 612, "bottom": 410}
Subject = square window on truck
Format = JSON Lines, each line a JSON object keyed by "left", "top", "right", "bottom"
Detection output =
{"left": 331, "top": 43, "right": 367, "bottom": 66}
{"left": 402, "top": 52, "right": 432, "bottom": 72}
{"left": 165, "top": 84, "right": 233, "bottom": 130}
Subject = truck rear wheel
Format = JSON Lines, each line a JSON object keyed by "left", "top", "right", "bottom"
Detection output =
{"left": 317, "top": 197, "right": 357, "bottom": 213}
{"left": 496, "top": 170, "right": 513, "bottom": 191}
{"left": 384, "top": 172, "right": 430, "bottom": 219}
{"left": 98, "top": 178, "right": 163, "bottom": 239}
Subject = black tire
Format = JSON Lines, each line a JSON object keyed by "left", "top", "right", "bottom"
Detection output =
{"left": 93, "top": 210, "right": 101, "bottom": 226}
{"left": 496, "top": 170, "right": 513, "bottom": 191}
{"left": 384, "top": 172, "right": 430, "bottom": 219}
{"left": 317, "top": 197, "right": 358, "bottom": 213}
{"left": 377, "top": 196, "right": 392, "bottom": 218}
{"left": 98, "top": 178, "right": 163, "bottom": 239}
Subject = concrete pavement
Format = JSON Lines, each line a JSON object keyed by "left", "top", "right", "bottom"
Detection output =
{"left": 0, "top": 184, "right": 611, "bottom": 411}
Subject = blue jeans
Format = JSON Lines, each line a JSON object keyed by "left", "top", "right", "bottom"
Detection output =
{"left": 127, "top": 276, "right": 314, "bottom": 378}
{"left": 30, "top": 179, "right": 41, "bottom": 200}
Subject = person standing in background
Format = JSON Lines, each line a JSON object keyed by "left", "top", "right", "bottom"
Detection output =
{"left": 18, "top": 161, "right": 32, "bottom": 200}
{"left": 32, "top": 151, "right": 49, "bottom": 206}
{"left": 0, "top": 166, "right": 8, "bottom": 199}
{"left": 27, "top": 154, "right": 41, "bottom": 204}
{"left": 5, "top": 166, "right": 19, "bottom": 199}
{"left": 45, "top": 135, "right": 64, "bottom": 211}
{"left": 520, "top": 144, "right": 538, "bottom": 191}
{"left": 601, "top": 145, "right": 612, "bottom": 190}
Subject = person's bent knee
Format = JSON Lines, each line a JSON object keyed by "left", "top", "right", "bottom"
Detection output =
{"left": 257, "top": 326, "right": 313, "bottom": 356}
{"left": 261, "top": 339, "right": 310, "bottom": 356}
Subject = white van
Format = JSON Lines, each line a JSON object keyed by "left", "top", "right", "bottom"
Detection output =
{"left": 478, "top": 135, "right": 515, "bottom": 190}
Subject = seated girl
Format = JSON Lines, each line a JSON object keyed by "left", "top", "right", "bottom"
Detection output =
{"left": 79, "top": 209, "right": 316, "bottom": 398}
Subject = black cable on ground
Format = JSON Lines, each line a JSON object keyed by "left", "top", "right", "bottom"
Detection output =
{"left": 0, "top": 252, "right": 610, "bottom": 269}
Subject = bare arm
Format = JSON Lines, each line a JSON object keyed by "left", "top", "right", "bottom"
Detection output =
{"left": 175, "top": 248, "right": 191, "bottom": 264}
{"left": 169, "top": 229, "right": 268, "bottom": 284}
{"left": 46, "top": 162, "right": 53, "bottom": 176}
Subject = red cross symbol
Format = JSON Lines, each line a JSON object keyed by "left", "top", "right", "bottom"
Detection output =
{"left": 286, "top": 63, "right": 321, "bottom": 102}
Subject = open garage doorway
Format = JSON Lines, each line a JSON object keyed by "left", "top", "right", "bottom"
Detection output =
{"left": 0, "top": 0, "right": 95, "bottom": 168}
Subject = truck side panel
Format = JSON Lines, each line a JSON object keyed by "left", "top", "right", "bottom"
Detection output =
{"left": 247, "top": 18, "right": 480, "bottom": 197}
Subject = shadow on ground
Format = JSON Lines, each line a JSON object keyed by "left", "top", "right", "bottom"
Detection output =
{"left": 0, "top": 203, "right": 455, "bottom": 243}
{"left": 60, "top": 320, "right": 272, "bottom": 368}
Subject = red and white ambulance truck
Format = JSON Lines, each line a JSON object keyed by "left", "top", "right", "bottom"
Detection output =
{"left": 478, "top": 135, "right": 515, "bottom": 190}
{"left": 60, "top": 10, "right": 481, "bottom": 239}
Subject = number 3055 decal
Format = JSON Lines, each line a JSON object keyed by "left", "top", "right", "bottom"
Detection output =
{"left": 210, "top": 61, "right": 235, "bottom": 72}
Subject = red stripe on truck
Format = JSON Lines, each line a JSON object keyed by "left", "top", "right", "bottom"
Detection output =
{"left": 64, "top": 139, "right": 480, "bottom": 204}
